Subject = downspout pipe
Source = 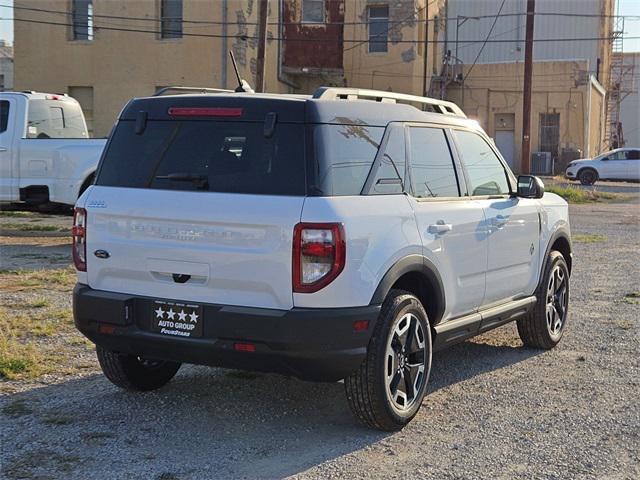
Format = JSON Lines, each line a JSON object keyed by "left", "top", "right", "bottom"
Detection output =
{"left": 278, "top": 0, "right": 299, "bottom": 90}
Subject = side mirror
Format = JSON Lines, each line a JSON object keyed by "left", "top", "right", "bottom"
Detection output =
{"left": 517, "top": 175, "right": 545, "bottom": 199}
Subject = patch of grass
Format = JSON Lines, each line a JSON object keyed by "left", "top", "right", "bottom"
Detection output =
{"left": 27, "top": 298, "right": 51, "bottom": 309}
{"left": 0, "top": 211, "right": 36, "bottom": 217}
{"left": 43, "top": 413, "right": 74, "bottom": 425}
{"left": 625, "top": 292, "right": 640, "bottom": 299}
{"left": 546, "top": 185, "right": 623, "bottom": 203}
{"left": 622, "top": 296, "right": 638, "bottom": 305}
{"left": 0, "top": 266, "right": 76, "bottom": 292}
{"left": 0, "top": 337, "right": 43, "bottom": 380}
{"left": 225, "top": 371, "right": 260, "bottom": 380}
{"left": 0, "top": 222, "right": 70, "bottom": 233}
{"left": 574, "top": 233, "right": 607, "bottom": 244}
{"left": 1, "top": 399, "right": 33, "bottom": 417}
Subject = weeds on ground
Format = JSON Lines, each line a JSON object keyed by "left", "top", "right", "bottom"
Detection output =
{"left": 573, "top": 233, "right": 607, "bottom": 243}
{"left": 0, "top": 266, "right": 76, "bottom": 291}
{"left": 546, "top": 185, "right": 622, "bottom": 203}
{"left": 0, "top": 211, "right": 36, "bottom": 218}
{"left": 0, "top": 222, "right": 69, "bottom": 233}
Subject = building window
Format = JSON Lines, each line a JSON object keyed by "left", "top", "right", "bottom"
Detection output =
{"left": 0, "top": 74, "right": 4, "bottom": 92}
{"left": 302, "top": 0, "right": 325, "bottom": 23}
{"left": 539, "top": 113, "right": 560, "bottom": 161}
{"left": 72, "top": 0, "right": 94, "bottom": 41}
{"left": 368, "top": 5, "right": 389, "bottom": 53}
{"left": 69, "top": 86, "right": 94, "bottom": 136}
{"left": 161, "top": 0, "right": 183, "bottom": 39}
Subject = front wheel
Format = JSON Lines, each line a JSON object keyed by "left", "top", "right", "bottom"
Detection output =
{"left": 578, "top": 168, "right": 598, "bottom": 185}
{"left": 345, "top": 290, "right": 432, "bottom": 431}
{"left": 517, "top": 251, "right": 570, "bottom": 349}
{"left": 96, "top": 346, "right": 181, "bottom": 391}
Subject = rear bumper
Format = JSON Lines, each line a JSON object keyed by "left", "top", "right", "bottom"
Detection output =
{"left": 73, "top": 284, "right": 380, "bottom": 381}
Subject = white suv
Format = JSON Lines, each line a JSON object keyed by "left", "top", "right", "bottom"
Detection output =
{"left": 73, "top": 87, "right": 572, "bottom": 431}
{"left": 565, "top": 147, "right": 640, "bottom": 185}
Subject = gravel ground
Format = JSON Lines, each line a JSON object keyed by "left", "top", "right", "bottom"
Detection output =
{"left": 1, "top": 201, "right": 638, "bottom": 480}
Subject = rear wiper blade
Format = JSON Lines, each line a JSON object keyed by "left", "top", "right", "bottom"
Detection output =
{"left": 156, "top": 173, "right": 209, "bottom": 189}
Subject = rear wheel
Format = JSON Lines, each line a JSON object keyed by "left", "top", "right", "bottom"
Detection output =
{"left": 345, "top": 290, "right": 432, "bottom": 431}
{"left": 96, "top": 346, "right": 181, "bottom": 391}
{"left": 517, "top": 251, "right": 569, "bottom": 349}
{"left": 578, "top": 168, "right": 598, "bottom": 185}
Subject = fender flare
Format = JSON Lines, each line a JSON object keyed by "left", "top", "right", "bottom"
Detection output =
{"left": 369, "top": 254, "right": 446, "bottom": 324}
{"left": 537, "top": 226, "right": 573, "bottom": 290}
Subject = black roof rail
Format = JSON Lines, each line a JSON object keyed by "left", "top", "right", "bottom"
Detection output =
{"left": 153, "top": 86, "right": 235, "bottom": 97}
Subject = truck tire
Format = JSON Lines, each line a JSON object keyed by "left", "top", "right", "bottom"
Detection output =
{"left": 345, "top": 290, "right": 432, "bottom": 431}
{"left": 96, "top": 346, "right": 181, "bottom": 391}
{"left": 517, "top": 251, "right": 570, "bottom": 349}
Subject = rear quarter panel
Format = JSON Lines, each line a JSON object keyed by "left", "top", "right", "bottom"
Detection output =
{"left": 295, "top": 195, "right": 421, "bottom": 308}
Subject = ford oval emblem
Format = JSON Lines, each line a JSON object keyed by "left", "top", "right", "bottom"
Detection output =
{"left": 94, "top": 250, "right": 110, "bottom": 259}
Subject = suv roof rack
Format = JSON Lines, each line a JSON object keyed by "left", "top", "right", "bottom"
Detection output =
{"left": 312, "top": 87, "right": 466, "bottom": 118}
{"left": 153, "top": 86, "right": 234, "bottom": 97}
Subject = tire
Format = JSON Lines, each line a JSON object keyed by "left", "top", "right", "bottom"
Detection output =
{"left": 96, "top": 346, "right": 181, "bottom": 391}
{"left": 345, "top": 290, "right": 432, "bottom": 431}
{"left": 517, "top": 251, "right": 570, "bottom": 349}
{"left": 578, "top": 168, "right": 598, "bottom": 185}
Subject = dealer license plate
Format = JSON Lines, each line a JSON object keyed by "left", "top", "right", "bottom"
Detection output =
{"left": 151, "top": 300, "right": 203, "bottom": 338}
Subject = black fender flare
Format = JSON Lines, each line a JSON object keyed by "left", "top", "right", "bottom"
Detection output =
{"left": 538, "top": 227, "right": 573, "bottom": 290}
{"left": 369, "top": 254, "right": 446, "bottom": 324}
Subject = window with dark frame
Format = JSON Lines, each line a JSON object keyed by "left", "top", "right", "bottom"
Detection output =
{"left": 302, "top": 0, "right": 325, "bottom": 23}
{"left": 368, "top": 5, "right": 389, "bottom": 53}
{"left": 161, "top": 0, "right": 183, "bottom": 39}
{"left": 409, "top": 127, "right": 460, "bottom": 198}
{"left": 539, "top": 113, "right": 560, "bottom": 161}
{"left": 72, "top": 0, "right": 93, "bottom": 41}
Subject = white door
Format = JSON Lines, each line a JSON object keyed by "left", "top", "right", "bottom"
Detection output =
{"left": 452, "top": 129, "right": 541, "bottom": 306}
{"left": 495, "top": 131, "right": 515, "bottom": 170}
{"left": 600, "top": 151, "right": 627, "bottom": 179}
{"left": 407, "top": 126, "right": 487, "bottom": 320}
{"left": 0, "top": 99, "right": 16, "bottom": 202}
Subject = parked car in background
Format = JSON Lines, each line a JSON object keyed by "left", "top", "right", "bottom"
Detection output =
{"left": 0, "top": 92, "right": 106, "bottom": 210}
{"left": 73, "top": 87, "right": 572, "bottom": 431}
{"left": 565, "top": 148, "right": 640, "bottom": 185}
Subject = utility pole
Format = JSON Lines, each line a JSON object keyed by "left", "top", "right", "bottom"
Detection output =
{"left": 422, "top": 2, "right": 430, "bottom": 96}
{"left": 521, "top": 0, "right": 535, "bottom": 174}
{"left": 255, "top": 0, "right": 269, "bottom": 93}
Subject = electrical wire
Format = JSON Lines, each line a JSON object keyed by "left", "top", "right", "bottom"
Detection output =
{"left": 464, "top": 0, "right": 507, "bottom": 81}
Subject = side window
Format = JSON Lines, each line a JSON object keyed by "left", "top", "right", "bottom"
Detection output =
{"left": 370, "top": 126, "right": 406, "bottom": 195}
{"left": 628, "top": 150, "right": 640, "bottom": 160}
{"left": 0, "top": 100, "right": 9, "bottom": 133}
{"left": 26, "top": 100, "right": 87, "bottom": 139}
{"left": 454, "top": 130, "right": 510, "bottom": 196}
{"left": 408, "top": 127, "right": 459, "bottom": 198}
{"left": 313, "top": 124, "right": 384, "bottom": 196}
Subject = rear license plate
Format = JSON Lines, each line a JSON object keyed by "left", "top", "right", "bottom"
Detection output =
{"left": 151, "top": 300, "right": 203, "bottom": 338}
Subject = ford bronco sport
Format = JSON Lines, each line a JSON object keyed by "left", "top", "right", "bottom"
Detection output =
{"left": 73, "top": 87, "right": 572, "bottom": 431}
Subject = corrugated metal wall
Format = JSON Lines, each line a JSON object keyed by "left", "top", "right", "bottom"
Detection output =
{"left": 447, "top": 0, "right": 602, "bottom": 74}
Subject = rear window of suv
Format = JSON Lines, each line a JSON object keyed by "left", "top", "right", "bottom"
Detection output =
{"left": 96, "top": 120, "right": 306, "bottom": 196}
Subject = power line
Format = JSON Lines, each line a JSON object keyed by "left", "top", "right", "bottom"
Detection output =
{"left": 464, "top": 0, "right": 507, "bottom": 81}
{"left": 6, "top": 17, "right": 639, "bottom": 45}
{"left": 3, "top": 2, "right": 639, "bottom": 28}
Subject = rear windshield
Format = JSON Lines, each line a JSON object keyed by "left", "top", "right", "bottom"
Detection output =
{"left": 96, "top": 120, "right": 306, "bottom": 196}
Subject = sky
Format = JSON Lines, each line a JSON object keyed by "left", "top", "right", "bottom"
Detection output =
{"left": 0, "top": 0, "right": 638, "bottom": 51}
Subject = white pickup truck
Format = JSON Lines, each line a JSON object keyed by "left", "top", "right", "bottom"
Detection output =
{"left": 0, "top": 91, "right": 106, "bottom": 209}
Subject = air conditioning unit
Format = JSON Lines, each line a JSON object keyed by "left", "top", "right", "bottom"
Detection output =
{"left": 531, "top": 152, "right": 553, "bottom": 175}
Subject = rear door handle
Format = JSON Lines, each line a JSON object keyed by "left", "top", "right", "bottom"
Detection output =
{"left": 428, "top": 221, "right": 453, "bottom": 234}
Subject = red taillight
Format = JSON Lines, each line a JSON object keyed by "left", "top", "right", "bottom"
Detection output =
{"left": 72, "top": 207, "right": 87, "bottom": 272}
{"left": 293, "top": 223, "right": 345, "bottom": 293}
{"left": 234, "top": 342, "right": 256, "bottom": 352}
{"left": 167, "top": 107, "right": 243, "bottom": 117}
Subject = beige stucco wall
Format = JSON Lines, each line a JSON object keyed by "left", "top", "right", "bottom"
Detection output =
{"left": 446, "top": 60, "right": 606, "bottom": 172}
{"left": 343, "top": 0, "right": 445, "bottom": 96}
{"left": 14, "top": 0, "right": 287, "bottom": 137}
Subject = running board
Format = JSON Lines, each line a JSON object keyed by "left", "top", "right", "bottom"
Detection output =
{"left": 433, "top": 296, "right": 536, "bottom": 351}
